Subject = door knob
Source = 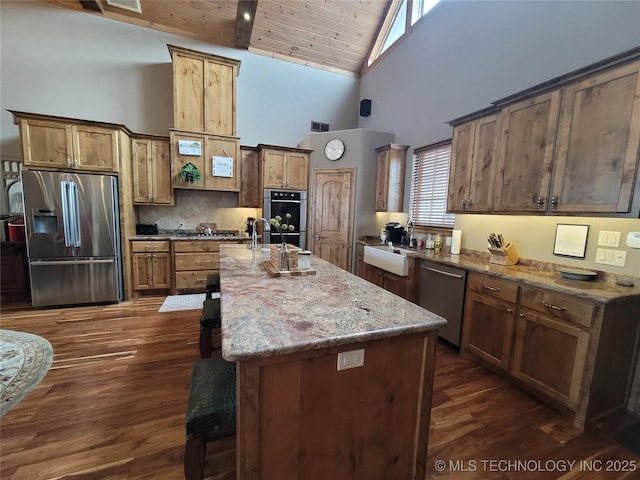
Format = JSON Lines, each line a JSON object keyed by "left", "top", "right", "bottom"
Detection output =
{"left": 315, "top": 235, "right": 320, "bottom": 240}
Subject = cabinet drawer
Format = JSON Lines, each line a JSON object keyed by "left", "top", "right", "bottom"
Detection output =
{"left": 173, "top": 241, "right": 221, "bottom": 253}
{"left": 175, "top": 252, "right": 219, "bottom": 271}
{"left": 131, "top": 241, "right": 170, "bottom": 253}
{"left": 175, "top": 270, "right": 217, "bottom": 290}
{"left": 467, "top": 272, "right": 519, "bottom": 303}
{"left": 519, "top": 287, "right": 595, "bottom": 328}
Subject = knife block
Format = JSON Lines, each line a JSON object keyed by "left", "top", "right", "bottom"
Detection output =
{"left": 488, "top": 242, "right": 519, "bottom": 266}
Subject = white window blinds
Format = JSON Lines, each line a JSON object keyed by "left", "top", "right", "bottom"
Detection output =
{"left": 409, "top": 141, "right": 455, "bottom": 228}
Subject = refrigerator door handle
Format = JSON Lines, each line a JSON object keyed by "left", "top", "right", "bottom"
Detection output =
{"left": 61, "top": 180, "right": 74, "bottom": 247}
{"left": 69, "top": 181, "right": 81, "bottom": 247}
{"left": 31, "top": 259, "right": 116, "bottom": 266}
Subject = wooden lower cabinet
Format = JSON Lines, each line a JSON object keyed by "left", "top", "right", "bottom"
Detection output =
{"left": 131, "top": 241, "right": 171, "bottom": 291}
{"left": 462, "top": 291, "right": 515, "bottom": 370}
{"left": 358, "top": 258, "right": 415, "bottom": 302}
{"left": 461, "top": 271, "right": 640, "bottom": 429}
{"left": 236, "top": 331, "right": 438, "bottom": 479}
{"left": 173, "top": 240, "right": 224, "bottom": 292}
{"left": 511, "top": 308, "right": 590, "bottom": 410}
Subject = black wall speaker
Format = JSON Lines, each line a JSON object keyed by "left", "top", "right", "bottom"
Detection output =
{"left": 360, "top": 98, "right": 372, "bottom": 117}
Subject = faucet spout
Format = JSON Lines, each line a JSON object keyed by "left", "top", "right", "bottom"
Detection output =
{"left": 251, "top": 217, "right": 271, "bottom": 250}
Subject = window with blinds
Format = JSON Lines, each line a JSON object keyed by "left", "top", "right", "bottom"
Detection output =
{"left": 409, "top": 140, "right": 455, "bottom": 228}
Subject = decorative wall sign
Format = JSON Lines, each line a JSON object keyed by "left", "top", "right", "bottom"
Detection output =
{"left": 212, "top": 156, "right": 233, "bottom": 177}
{"left": 178, "top": 140, "right": 202, "bottom": 156}
{"left": 553, "top": 224, "right": 589, "bottom": 258}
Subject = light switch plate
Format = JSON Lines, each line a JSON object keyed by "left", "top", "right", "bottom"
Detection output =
{"left": 595, "top": 248, "right": 627, "bottom": 267}
{"left": 598, "top": 230, "right": 621, "bottom": 247}
{"left": 337, "top": 349, "right": 365, "bottom": 371}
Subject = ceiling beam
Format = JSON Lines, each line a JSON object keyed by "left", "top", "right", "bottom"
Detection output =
{"left": 235, "top": 0, "right": 258, "bottom": 49}
{"left": 79, "top": 0, "right": 104, "bottom": 13}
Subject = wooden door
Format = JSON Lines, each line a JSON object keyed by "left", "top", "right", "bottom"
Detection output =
{"left": 132, "top": 253, "right": 153, "bottom": 290}
{"left": 494, "top": 91, "right": 561, "bottom": 212}
{"left": 152, "top": 253, "right": 172, "bottom": 289}
{"left": 263, "top": 149, "right": 286, "bottom": 189}
{"left": 468, "top": 114, "right": 499, "bottom": 212}
{"left": 361, "top": 262, "right": 385, "bottom": 287}
{"left": 511, "top": 308, "right": 590, "bottom": 410}
{"left": 286, "top": 152, "right": 309, "bottom": 190}
{"left": 151, "top": 140, "right": 174, "bottom": 204}
{"left": 448, "top": 121, "right": 475, "bottom": 213}
{"left": 205, "top": 60, "right": 235, "bottom": 136}
{"left": 240, "top": 147, "right": 261, "bottom": 207}
{"left": 204, "top": 135, "right": 240, "bottom": 191}
{"left": 132, "top": 139, "right": 153, "bottom": 203}
{"left": 309, "top": 169, "right": 355, "bottom": 271}
{"left": 19, "top": 118, "right": 72, "bottom": 168}
{"left": 461, "top": 291, "right": 516, "bottom": 370}
{"left": 551, "top": 61, "right": 640, "bottom": 213}
{"left": 170, "top": 131, "right": 206, "bottom": 189}
{"left": 374, "top": 148, "right": 390, "bottom": 211}
{"left": 72, "top": 125, "right": 119, "bottom": 172}
{"left": 173, "top": 53, "right": 205, "bottom": 133}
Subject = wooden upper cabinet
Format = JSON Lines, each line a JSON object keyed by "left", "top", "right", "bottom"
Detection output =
{"left": 448, "top": 114, "right": 499, "bottom": 213}
{"left": 239, "top": 146, "right": 261, "bottom": 207}
{"left": 170, "top": 130, "right": 240, "bottom": 192}
{"left": 169, "top": 44, "right": 240, "bottom": 136}
{"left": 132, "top": 135, "right": 173, "bottom": 205}
{"left": 261, "top": 146, "right": 310, "bottom": 191}
{"left": 375, "top": 144, "right": 408, "bottom": 212}
{"left": 13, "top": 113, "right": 120, "bottom": 173}
{"left": 204, "top": 135, "right": 241, "bottom": 192}
{"left": 551, "top": 60, "right": 640, "bottom": 214}
{"left": 494, "top": 91, "right": 561, "bottom": 212}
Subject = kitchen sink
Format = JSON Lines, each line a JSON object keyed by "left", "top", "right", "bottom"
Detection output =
{"left": 363, "top": 245, "right": 415, "bottom": 276}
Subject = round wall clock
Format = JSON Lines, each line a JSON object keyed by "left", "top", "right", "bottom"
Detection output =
{"left": 324, "top": 138, "right": 345, "bottom": 161}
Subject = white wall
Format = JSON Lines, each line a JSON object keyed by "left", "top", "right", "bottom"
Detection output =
{"left": 0, "top": 1, "right": 359, "bottom": 159}
{"left": 359, "top": 0, "right": 640, "bottom": 278}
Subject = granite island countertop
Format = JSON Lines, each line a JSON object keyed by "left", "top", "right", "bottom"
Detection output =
{"left": 129, "top": 234, "right": 251, "bottom": 241}
{"left": 219, "top": 244, "right": 447, "bottom": 362}
{"left": 358, "top": 239, "right": 640, "bottom": 304}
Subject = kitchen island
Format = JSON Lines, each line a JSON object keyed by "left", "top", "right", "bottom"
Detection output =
{"left": 219, "top": 244, "right": 446, "bottom": 480}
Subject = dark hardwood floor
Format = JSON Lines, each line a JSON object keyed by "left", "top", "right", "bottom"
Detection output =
{"left": 1, "top": 297, "right": 639, "bottom": 479}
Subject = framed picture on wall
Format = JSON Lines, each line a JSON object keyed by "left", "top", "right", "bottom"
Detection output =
{"left": 553, "top": 224, "right": 589, "bottom": 258}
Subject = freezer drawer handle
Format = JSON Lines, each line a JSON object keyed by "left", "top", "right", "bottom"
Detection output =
{"left": 32, "top": 259, "right": 115, "bottom": 266}
{"left": 421, "top": 266, "right": 464, "bottom": 279}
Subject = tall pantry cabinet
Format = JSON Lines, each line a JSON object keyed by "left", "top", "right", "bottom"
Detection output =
{"left": 168, "top": 44, "right": 242, "bottom": 192}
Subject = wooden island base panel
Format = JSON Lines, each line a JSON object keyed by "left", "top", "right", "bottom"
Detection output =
{"left": 219, "top": 245, "right": 446, "bottom": 480}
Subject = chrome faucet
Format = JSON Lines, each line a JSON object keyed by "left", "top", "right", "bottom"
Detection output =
{"left": 251, "top": 217, "right": 271, "bottom": 250}
{"left": 406, "top": 219, "right": 415, "bottom": 245}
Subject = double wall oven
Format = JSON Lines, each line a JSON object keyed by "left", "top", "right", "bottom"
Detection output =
{"left": 263, "top": 189, "right": 307, "bottom": 249}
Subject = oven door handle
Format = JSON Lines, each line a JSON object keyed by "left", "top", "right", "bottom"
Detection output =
{"left": 270, "top": 199, "right": 302, "bottom": 204}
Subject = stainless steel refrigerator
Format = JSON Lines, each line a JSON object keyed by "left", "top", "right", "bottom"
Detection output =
{"left": 21, "top": 170, "right": 123, "bottom": 307}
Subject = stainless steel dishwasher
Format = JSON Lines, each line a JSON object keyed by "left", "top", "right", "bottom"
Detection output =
{"left": 418, "top": 259, "right": 467, "bottom": 347}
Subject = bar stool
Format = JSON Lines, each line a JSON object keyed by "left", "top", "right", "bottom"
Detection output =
{"left": 184, "top": 356, "right": 236, "bottom": 480}
{"left": 200, "top": 297, "right": 221, "bottom": 358}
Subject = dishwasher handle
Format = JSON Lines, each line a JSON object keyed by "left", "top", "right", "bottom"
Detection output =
{"left": 421, "top": 265, "right": 464, "bottom": 279}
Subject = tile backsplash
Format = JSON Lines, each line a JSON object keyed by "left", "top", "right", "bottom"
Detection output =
{"left": 137, "top": 190, "right": 259, "bottom": 234}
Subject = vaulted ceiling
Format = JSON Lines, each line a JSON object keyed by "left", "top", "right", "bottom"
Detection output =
{"left": 43, "top": 0, "right": 391, "bottom": 77}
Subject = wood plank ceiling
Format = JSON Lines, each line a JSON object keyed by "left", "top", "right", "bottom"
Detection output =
{"left": 42, "top": 0, "right": 391, "bottom": 77}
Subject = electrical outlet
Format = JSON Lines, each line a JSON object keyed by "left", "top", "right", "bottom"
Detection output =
{"left": 595, "top": 248, "right": 627, "bottom": 267}
{"left": 598, "top": 231, "right": 621, "bottom": 247}
{"left": 337, "top": 349, "right": 365, "bottom": 371}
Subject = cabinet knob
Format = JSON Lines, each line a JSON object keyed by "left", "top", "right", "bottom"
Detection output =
{"left": 506, "top": 308, "right": 513, "bottom": 313}
{"left": 550, "top": 196, "right": 559, "bottom": 209}
{"left": 536, "top": 196, "right": 545, "bottom": 209}
{"left": 519, "top": 313, "right": 525, "bottom": 318}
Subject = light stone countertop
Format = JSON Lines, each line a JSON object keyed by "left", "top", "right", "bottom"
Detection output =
{"left": 219, "top": 244, "right": 447, "bottom": 362}
{"left": 359, "top": 239, "right": 640, "bottom": 303}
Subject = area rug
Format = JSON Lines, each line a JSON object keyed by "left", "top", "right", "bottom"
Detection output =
{"left": 158, "top": 293, "right": 219, "bottom": 312}
{"left": 1, "top": 329, "right": 53, "bottom": 417}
